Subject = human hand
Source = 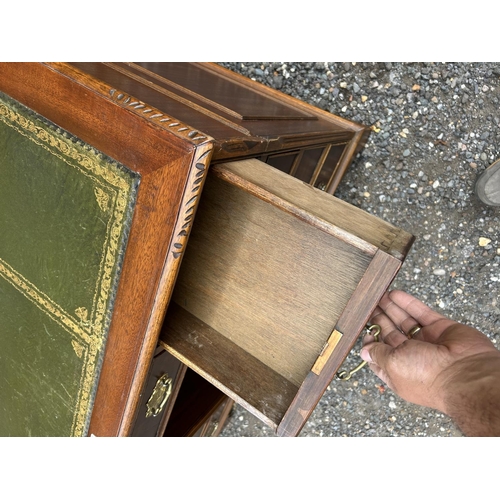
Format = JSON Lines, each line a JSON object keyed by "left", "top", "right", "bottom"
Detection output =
{"left": 360, "top": 290, "right": 500, "bottom": 416}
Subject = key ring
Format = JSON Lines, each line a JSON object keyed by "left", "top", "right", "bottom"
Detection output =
{"left": 336, "top": 324, "right": 381, "bottom": 381}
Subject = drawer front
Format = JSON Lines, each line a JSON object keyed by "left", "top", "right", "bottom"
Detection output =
{"left": 131, "top": 347, "right": 186, "bottom": 437}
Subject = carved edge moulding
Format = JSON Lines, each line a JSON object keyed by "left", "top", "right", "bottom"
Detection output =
{"left": 0, "top": 62, "right": 214, "bottom": 436}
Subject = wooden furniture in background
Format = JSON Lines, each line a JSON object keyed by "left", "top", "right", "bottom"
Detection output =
{"left": 69, "top": 62, "right": 370, "bottom": 194}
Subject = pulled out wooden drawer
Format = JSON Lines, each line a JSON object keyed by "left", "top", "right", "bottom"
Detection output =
{"left": 159, "top": 159, "right": 414, "bottom": 437}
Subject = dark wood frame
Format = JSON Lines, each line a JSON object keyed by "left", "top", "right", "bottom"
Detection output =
{"left": 0, "top": 62, "right": 214, "bottom": 436}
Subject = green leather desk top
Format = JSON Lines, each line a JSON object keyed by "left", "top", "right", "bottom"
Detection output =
{"left": 0, "top": 92, "right": 139, "bottom": 436}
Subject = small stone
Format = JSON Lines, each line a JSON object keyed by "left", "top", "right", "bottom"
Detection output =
{"left": 361, "top": 95, "right": 368, "bottom": 102}
{"left": 433, "top": 269, "right": 446, "bottom": 276}
{"left": 479, "top": 237, "right": 491, "bottom": 247}
{"left": 403, "top": 149, "right": 411, "bottom": 157}
{"left": 363, "top": 192, "right": 370, "bottom": 198}
{"left": 433, "top": 180, "right": 440, "bottom": 188}
{"left": 412, "top": 84, "right": 421, "bottom": 91}
{"left": 340, "top": 81, "right": 347, "bottom": 88}
{"left": 389, "top": 401, "right": 397, "bottom": 409}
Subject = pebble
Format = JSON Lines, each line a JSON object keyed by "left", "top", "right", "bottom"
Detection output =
{"left": 433, "top": 269, "right": 446, "bottom": 276}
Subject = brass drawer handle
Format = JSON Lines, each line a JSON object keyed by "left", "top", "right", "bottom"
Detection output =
{"left": 336, "top": 325, "right": 381, "bottom": 381}
{"left": 145, "top": 373, "right": 173, "bottom": 418}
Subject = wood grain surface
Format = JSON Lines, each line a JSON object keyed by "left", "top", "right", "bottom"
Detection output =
{"left": 160, "top": 303, "right": 298, "bottom": 429}
{"left": 211, "top": 159, "right": 414, "bottom": 258}
{"left": 277, "top": 250, "right": 403, "bottom": 436}
{"left": 172, "top": 171, "right": 372, "bottom": 387}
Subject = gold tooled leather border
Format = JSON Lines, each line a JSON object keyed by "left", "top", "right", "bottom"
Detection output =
{"left": 0, "top": 95, "right": 138, "bottom": 436}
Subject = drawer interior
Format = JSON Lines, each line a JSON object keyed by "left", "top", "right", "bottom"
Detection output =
{"left": 159, "top": 159, "right": 413, "bottom": 435}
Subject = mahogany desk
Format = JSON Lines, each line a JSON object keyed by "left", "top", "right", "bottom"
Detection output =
{"left": 0, "top": 63, "right": 413, "bottom": 436}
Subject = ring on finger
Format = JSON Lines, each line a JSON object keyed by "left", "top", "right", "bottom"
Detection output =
{"left": 406, "top": 325, "right": 422, "bottom": 339}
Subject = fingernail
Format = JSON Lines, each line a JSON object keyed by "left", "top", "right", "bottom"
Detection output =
{"left": 360, "top": 348, "right": 372, "bottom": 363}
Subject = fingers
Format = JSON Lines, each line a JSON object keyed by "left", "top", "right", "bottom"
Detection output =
{"left": 370, "top": 290, "right": 450, "bottom": 344}
{"left": 378, "top": 292, "right": 423, "bottom": 339}
{"left": 359, "top": 342, "right": 393, "bottom": 386}
{"left": 388, "top": 290, "right": 446, "bottom": 328}
{"left": 369, "top": 305, "right": 408, "bottom": 347}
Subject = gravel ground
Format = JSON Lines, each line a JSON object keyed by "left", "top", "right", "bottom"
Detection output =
{"left": 217, "top": 62, "right": 500, "bottom": 438}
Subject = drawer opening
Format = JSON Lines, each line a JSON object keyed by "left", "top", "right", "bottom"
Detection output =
{"left": 163, "top": 367, "right": 228, "bottom": 437}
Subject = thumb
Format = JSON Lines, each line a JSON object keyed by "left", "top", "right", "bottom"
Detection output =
{"left": 360, "top": 341, "right": 393, "bottom": 367}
